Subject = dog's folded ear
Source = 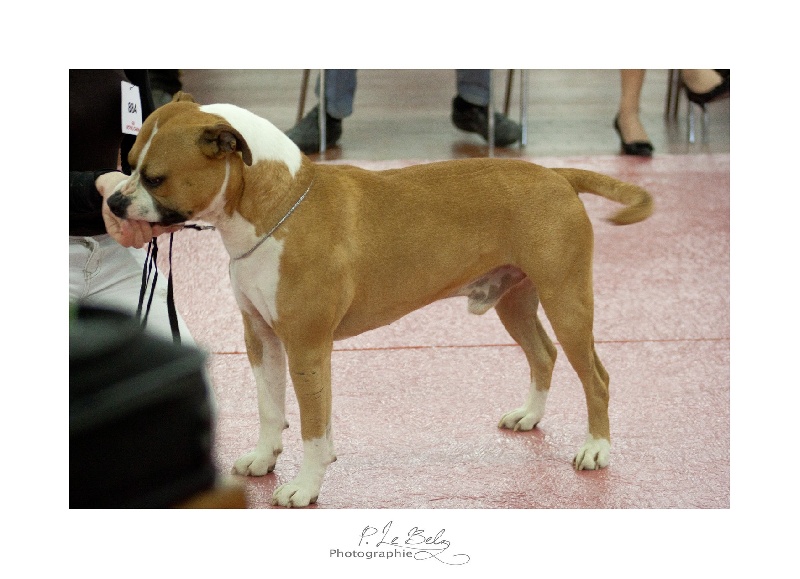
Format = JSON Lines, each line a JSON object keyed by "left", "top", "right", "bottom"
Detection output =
{"left": 199, "top": 124, "right": 253, "bottom": 166}
{"left": 172, "top": 91, "right": 196, "bottom": 103}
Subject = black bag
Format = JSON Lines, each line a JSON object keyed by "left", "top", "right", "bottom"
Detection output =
{"left": 69, "top": 304, "right": 216, "bottom": 508}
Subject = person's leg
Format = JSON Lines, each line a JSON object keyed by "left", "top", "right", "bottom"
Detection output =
{"left": 680, "top": 69, "right": 730, "bottom": 105}
{"left": 70, "top": 236, "right": 96, "bottom": 303}
{"left": 316, "top": 69, "right": 357, "bottom": 119}
{"left": 456, "top": 69, "right": 491, "bottom": 106}
{"left": 617, "top": 69, "right": 650, "bottom": 143}
{"left": 70, "top": 235, "right": 195, "bottom": 345}
{"left": 680, "top": 69, "right": 723, "bottom": 94}
{"left": 149, "top": 70, "right": 182, "bottom": 108}
{"left": 452, "top": 69, "right": 522, "bottom": 147}
{"left": 614, "top": 69, "right": 653, "bottom": 156}
{"left": 287, "top": 70, "right": 354, "bottom": 153}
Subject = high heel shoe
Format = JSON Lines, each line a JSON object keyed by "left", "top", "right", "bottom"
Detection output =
{"left": 680, "top": 71, "right": 729, "bottom": 143}
{"left": 682, "top": 74, "right": 730, "bottom": 106}
{"left": 613, "top": 116, "right": 654, "bottom": 157}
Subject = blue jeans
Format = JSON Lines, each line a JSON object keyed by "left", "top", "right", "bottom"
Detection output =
{"left": 315, "top": 69, "right": 492, "bottom": 119}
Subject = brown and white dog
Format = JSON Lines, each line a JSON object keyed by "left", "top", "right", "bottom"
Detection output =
{"left": 107, "top": 92, "right": 653, "bottom": 507}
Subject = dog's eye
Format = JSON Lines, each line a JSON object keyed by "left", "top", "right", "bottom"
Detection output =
{"left": 142, "top": 174, "right": 165, "bottom": 188}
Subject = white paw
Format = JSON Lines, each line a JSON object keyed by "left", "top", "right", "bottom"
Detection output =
{"left": 573, "top": 437, "right": 611, "bottom": 470}
{"left": 498, "top": 407, "right": 543, "bottom": 431}
{"left": 270, "top": 435, "right": 334, "bottom": 507}
{"left": 232, "top": 448, "right": 281, "bottom": 476}
{"left": 272, "top": 481, "right": 318, "bottom": 508}
{"left": 498, "top": 388, "right": 548, "bottom": 431}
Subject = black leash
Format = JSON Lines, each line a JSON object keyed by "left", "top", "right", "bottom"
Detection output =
{"left": 165, "top": 233, "right": 180, "bottom": 343}
{"left": 136, "top": 224, "right": 214, "bottom": 345}
{"left": 136, "top": 238, "right": 159, "bottom": 327}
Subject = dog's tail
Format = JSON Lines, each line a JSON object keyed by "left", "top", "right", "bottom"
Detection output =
{"left": 554, "top": 168, "right": 654, "bottom": 225}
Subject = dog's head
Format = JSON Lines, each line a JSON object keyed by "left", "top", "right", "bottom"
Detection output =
{"left": 106, "top": 92, "right": 255, "bottom": 226}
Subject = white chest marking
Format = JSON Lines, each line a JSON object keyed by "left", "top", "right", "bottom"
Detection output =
{"left": 230, "top": 236, "right": 285, "bottom": 326}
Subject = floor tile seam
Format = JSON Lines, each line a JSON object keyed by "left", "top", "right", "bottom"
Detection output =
{"left": 335, "top": 335, "right": 731, "bottom": 352}
{"left": 327, "top": 153, "right": 731, "bottom": 165}
{"left": 209, "top": 336, "right": 730, "bottom": 356}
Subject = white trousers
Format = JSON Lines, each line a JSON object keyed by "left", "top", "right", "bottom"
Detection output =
{"left": 69, "top": 234, "right": 195, "bottom": 345}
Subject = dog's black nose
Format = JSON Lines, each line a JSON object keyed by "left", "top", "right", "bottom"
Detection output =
{"left": 106, "top": 192, "right": 131, "bottom": 219}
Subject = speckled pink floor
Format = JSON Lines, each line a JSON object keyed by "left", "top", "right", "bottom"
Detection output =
{"left": 163, "top": 154, "right": 729, "bottom": 509}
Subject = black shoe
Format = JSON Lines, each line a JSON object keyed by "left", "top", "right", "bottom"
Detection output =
{"left": 285, "top": 106, "right": 342, "bottom": 154}
{"left": 683, "top": 75, "right": 730, "bottom": 106}
{"left": 614, "top": 115, "right": 654, "bottom": 157}
{"left": 451, "top": 96, "right": 522, "bottom": 146}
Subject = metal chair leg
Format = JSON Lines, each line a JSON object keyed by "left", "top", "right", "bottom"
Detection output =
{"left": 488, "top": 69, "right": 495, "bottom": 155}
{"left": 297, "top": 69, "right": 310, "bottom": 124}
{"left": 702, "top": 105, "right": 710, "bottom": 143}
{"left": 674, "top": 69, "right": 713, "bottom": 144}
{"left": 504, "top": 70, "right": 514, "bottom": 116}
{"left": 687, "top": 100, "right": 710, "bottom": 145}
{"left": 666, "top": 69, "right": 681, "bottom": 119}
{"left": 318, "top": 69, "right": 326, "bottom": 154}
{"left": 671, "top": 70, "right": 681, "bottom": 118}
{"left": 502, "top": 69, "right": 528, "bottom": 148}
{"left": 520, "top": 69, "right": 528, "bottom": 147}
{"left": 665, "top": 69, "right": 673, "bottom": 117}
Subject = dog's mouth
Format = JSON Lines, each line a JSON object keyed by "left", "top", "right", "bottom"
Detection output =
{"left": 154, "top": 207, "right": 190, "bottom": 226}
{"left": 107, "top": 191, "right": 190, "bottom": 226}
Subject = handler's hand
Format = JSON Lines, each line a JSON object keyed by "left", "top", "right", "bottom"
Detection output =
{"left": 96, "top": 172, "right": 182, "bottom": 249}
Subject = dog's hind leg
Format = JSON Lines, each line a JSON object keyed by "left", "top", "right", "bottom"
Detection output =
{"left": 232, "top": 311, "right": 289, "bottom": 477}
{"left": 496, "top": 278, "right": 557, "bottom": 432}
{"left": 538, "top": 279, "right": 612, "bottom": 470}
{"left": 272, "top": 336, "right": 337, "bottom": 507}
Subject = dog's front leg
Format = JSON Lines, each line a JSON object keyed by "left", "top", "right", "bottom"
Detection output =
{"left": 272, "top": 337, "right": 336, "bottom": 508}
{"left": 232, "top": 312, "right": 288, "bottom": 476}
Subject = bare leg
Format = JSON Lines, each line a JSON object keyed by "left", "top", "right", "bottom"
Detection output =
{"left": 681, "top": 69, "right": 723, "bottom": 94}
{"left": 617, "top": 69, "right": 650, "bottom": 143}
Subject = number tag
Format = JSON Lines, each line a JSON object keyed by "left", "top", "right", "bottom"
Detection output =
{"left": 121, "top": 81, "right": 143, "bottom": 135}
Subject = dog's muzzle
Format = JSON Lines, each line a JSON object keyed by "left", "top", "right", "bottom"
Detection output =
{"left": 106, "top": 190, "right": 188, "bottom": 226}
